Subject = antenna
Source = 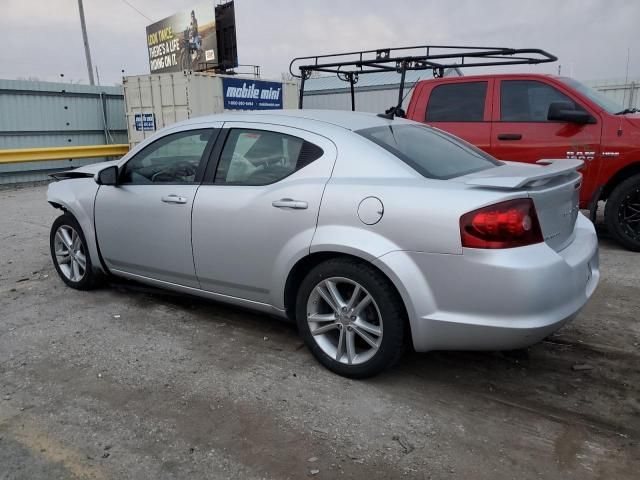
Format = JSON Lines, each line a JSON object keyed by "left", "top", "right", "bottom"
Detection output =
{"left": 623, "top": 47, "right": 631, "bottom": 109}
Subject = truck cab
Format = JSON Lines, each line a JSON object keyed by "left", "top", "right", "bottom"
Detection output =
{"left": 406, "top": 74, "right": 640, "bottom": 250}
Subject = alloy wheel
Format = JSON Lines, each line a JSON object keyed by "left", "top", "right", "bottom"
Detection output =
{"left": 618, "top": 187, "right": 640, "bottom": 242}
{"left": 53, "top": 225, "right": 87, "bottom": 282}
{"left": 306, "top": 277, "right": 383, "bottom": 365}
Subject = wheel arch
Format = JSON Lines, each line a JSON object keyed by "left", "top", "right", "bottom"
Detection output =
{"left": 283, "top": 250, "right": 413, "bottom": 346}
{"left": 47, "top": 180, "right": 106, "bottom": 274}
{"left": 599, "top": 161, "right": 640, "bottom": 201}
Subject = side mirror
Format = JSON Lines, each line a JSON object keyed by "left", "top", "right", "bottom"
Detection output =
{"left": 96, "top": 165, "right": 118, "bottom": 185}
{"left": 547, "top": 101, "right": 595, "bottom": 124}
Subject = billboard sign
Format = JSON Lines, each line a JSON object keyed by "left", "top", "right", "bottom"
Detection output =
{"left": 222, "top": 78, "right": 283, "bottom": 110}
{"left": 215, "top": 1, "right": 238, "bottom": 69}
{"left": 146, "top": 2, "right": 217, "bottom": 73}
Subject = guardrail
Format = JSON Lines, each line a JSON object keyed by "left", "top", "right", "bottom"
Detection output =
{"left": 0, "top": 144, "right": 129, "bottom": 165}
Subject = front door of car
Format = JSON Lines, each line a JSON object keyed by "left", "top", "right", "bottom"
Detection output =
{"left": 191, "top": 123, "right": 336, "bottom": 308}
{"left": 490, "top": 79, "right": 601, "bottom": 204}
{"left": 94, "top": 126, "right": 221, "bottom": 287}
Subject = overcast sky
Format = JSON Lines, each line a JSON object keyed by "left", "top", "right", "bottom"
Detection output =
{"left": 3, "top": 0, "right": 639, "bottom": 85}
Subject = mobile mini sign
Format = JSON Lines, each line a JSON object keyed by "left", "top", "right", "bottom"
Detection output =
{"left": 222, "top": 78, "right": 283, "bottom": 110}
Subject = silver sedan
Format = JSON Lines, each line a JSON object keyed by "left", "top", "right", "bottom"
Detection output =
{"left": 47, "top": 110, "right": 599, "bottom": 378}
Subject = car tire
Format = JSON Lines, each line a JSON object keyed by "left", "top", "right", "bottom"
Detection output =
{"left": 604, "top": 173, "right": 640, "bottom": 252}
{"left": 296, "top": 258, "right": 406, "bottom": 378}
{"left": 50, "top": 213, "right": 100, "bottom": 290}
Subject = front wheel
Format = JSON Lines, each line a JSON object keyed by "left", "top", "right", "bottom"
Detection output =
{"left": 296, "top": 258, "right": 406, "bottom": 378}
{"left": 50, "top": 213, "right": 100, "bottom": 290}
{"left": 604, "top": 174, "right": 640, "bottom": 251}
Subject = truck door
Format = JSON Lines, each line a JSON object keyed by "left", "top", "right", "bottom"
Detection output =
{"left": 490, "top": 79, "right": 601, "bottom": 204}
{"left": 420, "top": 79, "right": 493, "bottom": 153}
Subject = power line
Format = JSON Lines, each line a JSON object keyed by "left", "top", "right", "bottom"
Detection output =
{"left": 120, "top": 0, "right": 153, "bottom": 22}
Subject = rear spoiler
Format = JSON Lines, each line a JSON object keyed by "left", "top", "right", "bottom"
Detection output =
{"left": 465, "top": 159, "right": 583, "bottom": 189}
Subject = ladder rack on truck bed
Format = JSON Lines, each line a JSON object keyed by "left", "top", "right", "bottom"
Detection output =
{"left": 289, "top": 45, "right": 557, "bottom": 117}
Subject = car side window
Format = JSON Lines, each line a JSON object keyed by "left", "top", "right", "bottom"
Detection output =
{"left": 425, "top": 82, "right": 487, "bottom": 122}
{"left": 214, "top": 129, "right": 323, "bottom": 185}
{"left": 120, "top": 129, "right": 213, "bottom": 184}
{"left": 500, "top": 80, "right": 588, "bottom": 122}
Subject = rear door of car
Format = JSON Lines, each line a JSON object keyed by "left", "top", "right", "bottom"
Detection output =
{"left": 191, "top": 122, "right": 337, "bottom": 308}
{"left": 418, "top": 78, "right": 494, "bottom": 153}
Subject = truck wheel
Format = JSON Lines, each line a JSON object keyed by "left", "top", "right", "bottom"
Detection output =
{"left": 605, "top": 174, "right": 640, "bottom": 251}
{"left": 296, "top": 258, "right": 406, "bottom": 378}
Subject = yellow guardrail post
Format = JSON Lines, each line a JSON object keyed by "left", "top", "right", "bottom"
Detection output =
{"left": 0, "top": 144, "right": 129, "bottom": 165}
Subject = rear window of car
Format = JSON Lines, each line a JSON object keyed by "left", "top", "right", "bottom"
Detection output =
{"left": 356, "top": 124, "right": 501, "bottom": 180}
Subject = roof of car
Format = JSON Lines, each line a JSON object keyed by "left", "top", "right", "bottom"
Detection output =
{"left": 173, "top": 109, "right": 407, "bottom": 133}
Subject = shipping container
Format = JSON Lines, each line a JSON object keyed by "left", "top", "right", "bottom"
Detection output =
{"left": 123, "top": 71, "right": 298, "bottom": 147}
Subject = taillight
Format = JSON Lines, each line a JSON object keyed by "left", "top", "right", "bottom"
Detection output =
{"left": 460, "top": 198, "right": 543, "bottom": 249}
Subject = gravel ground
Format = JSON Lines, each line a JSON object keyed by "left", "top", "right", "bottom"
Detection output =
{"left": 0, "top": 184, "right": 638, "bottom": 479}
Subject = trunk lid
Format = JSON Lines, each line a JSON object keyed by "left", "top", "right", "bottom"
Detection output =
{"left": 457, "top": 160, "right": 583, "bottom": 251}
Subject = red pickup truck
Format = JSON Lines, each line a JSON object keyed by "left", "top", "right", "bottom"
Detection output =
{"left": 405, "top": 74, "right": 640, "bottom": 251}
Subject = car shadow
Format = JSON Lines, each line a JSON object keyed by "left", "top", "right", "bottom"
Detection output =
{"left": 105, "top": 276, "right": 637, "bottom": 437}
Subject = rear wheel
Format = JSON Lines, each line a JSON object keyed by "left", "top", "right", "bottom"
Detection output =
{"left": 50, "top": 213, "right": 100, "bottom": 290}
{"left": 605, "top": 174, "right": 640, "bottom": 251}
{"left": 296, "top": 258, "right": 406, "bottom": 378}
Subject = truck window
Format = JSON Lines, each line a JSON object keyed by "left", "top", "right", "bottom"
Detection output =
{"left": 501, "top": 80, "right": 588, "bottom": 122}
{"left": 558, "top": 77, "right": 623, "bottom": 114}
{"left": 425, "top": 82, "right": 487, "bottom": 122}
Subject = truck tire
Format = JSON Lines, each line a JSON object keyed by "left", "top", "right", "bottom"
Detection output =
{"left": 604, "top": 173, "right": 640, "bottom": 251}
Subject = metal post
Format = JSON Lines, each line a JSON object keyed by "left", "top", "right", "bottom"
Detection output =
{"left": 299, "top": 71, "right": 306, "bottom": 109}
{"left": 397, "top": 65, "right": 407, "bottom": 111}
{"left": 77, "top": 0, "right": 95, "bottom": 85}
{"left": 349, "top": 73, "right": 356, "bottom": 111}
{"left": 100, "top": 92, "right": 109, "bottom": 144}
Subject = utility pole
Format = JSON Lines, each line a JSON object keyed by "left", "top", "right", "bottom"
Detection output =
{"left": 77, "top": 0, "right": 95, "bottom": 85}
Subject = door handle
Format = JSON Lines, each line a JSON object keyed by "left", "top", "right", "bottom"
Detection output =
{"left": 497, "top": 133, "right": 523, "bottom": 141}
{"left": 272, "top": 198, "right": 308, "bottom": 210}
{"left": 161, "top": 194, "right": 188, "bottom": 204}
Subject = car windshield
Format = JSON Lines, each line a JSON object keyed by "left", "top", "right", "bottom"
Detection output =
{"left": 559, "top": 77, "right": 624, "bottom": 114}
{"left": 357, "top": 124, "right": 501, "bottom": 180}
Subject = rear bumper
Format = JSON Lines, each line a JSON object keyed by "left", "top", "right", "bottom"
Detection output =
{"left": 375, "top": 213, "right": 599, "bottom": 352}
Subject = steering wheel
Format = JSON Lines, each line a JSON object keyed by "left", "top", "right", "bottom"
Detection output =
{"left": 172, "top": 161, "right": 197, "bottom": 178}
{"left": 150, "top": 161, "right": 197, "bottom": 183}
